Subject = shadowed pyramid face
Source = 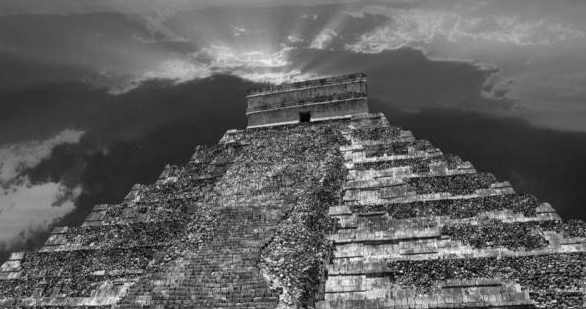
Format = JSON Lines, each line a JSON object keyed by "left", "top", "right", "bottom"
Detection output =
{"left": 245, "top": 73, "right": 369, "bottom": 128}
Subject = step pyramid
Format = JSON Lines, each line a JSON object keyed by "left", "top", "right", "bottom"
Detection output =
{"left": 1, "top": 74, "right": 585, "bottom": 308}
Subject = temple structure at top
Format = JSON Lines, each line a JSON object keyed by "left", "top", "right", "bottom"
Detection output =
{"left": 245, "top": 73, "right": 369, "bottom": 127}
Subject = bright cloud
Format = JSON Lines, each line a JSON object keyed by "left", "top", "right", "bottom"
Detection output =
{"left": 198, "top": 45, "right": 317, "bottom": 84}
{"left": 117, "top": 44, "right": 319, "bottom": 92}
{"left": 236, "top": 69, "right": 317, "bottom": 85}
{"left": 0, "top": 182, "right": 80, "bottom": 251}
{"left": 230, "top": 25, "right": 250, "bottom": 37}
{"left": 310, "top": 29, "right": 337, "bottom": 49}
{"left": 345, "top": 6, "right": 585, "bottom": 53}
{"left": 0, "top": 129, "right": 84, "bottom": 250}
{"left": 0, "top": 129, "right": 85, "bottom": 183}
{"left": 202, "top": 45, "right": 291, "bottom": 69}
{"left": 143, "top": 59, "right": 213, "bottom": 83}
{"left": 287, "top": 35, "right": 304, "bottom": 43}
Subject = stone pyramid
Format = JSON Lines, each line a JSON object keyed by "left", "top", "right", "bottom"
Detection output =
{"left": 1, "top": 74, "right": 584, "bottom": 308}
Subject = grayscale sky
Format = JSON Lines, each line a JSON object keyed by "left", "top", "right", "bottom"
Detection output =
{"left": 1, "top": 0, "right": 586, "bottom": 261}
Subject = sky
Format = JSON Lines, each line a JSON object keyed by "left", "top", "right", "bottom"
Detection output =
{"left": 1, "top": 0, "right": 586, "bottom": 261}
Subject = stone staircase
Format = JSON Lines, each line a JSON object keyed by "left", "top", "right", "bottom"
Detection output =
{"left": 1, "top": 111, "right": 585, "bottom": 308}
{"left": 318, "top": 113, "right": 586, "bottom": 309}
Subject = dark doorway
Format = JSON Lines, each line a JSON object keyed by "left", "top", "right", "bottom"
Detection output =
{"left": 299, "top": 111, "right": 311, "bottom": 123}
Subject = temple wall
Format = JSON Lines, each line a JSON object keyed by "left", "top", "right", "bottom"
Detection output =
{"left": 246, "top": 74, "right": 368, "bottom": 127}
{"left": 246, "top": 73, "right": 366, "bottom": 96}
{"left": 246, "top": 81, "right": 366, "bottom": 112}
{"left": 247, "top": 98, "right": 368, "bottom": 127}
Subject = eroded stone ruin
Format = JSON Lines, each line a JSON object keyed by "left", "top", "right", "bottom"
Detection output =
{"left": 1, "top": 74, "right": 586, "bottom": 308}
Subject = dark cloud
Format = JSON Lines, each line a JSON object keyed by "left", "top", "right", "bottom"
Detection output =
{"left": 288, "top": 48, "right": 513, "bottom": 113}
{"left": 0, "top": 12, "right": 198, "bottom": 96}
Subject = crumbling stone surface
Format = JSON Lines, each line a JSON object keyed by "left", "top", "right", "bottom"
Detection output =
{"left": 444, "top": 153, "right": 464, "bottom": 170}
{"left": 352, "top": 126, "right": 401, "bottom": 143}
{"left": 261, "top": 146, "right": 345, "bottom": 308}
{"left": 117, "top": 122, "right": 352, "bottom": 309}
{"left": 442, "top": 220, "right": 549, "bottom": 250}
{"left": 63, "top": 221, "right": 185, "bottom": 249}
{"left": 364, "top": 139, "right": 434, "bottom": 157}
{"left": 442, "top": 219, "right": 586, "bottom": 251}
{"left": 354, "top": 156, "right": 442, "bottom": 173}
{"left": 534, "top": 219, "right": 586, "bottom": 238}
{"left": 385, "top": 253, "right": 586, "bottom": 306}
{"left": 0, "top": 120, "right": 354, "bottom": 308}
{"left": 530, "top": 292, "right": 585, "bottom": 308}
{"left": 350, "top": 194, "right": 540, "bottom": 219}
{"left": 406, "top": 173, "right": 498, "bottom": 195}
{"left": 320, "top": 112, "right": 586, "bottom": 309}
{"left": 2, "top": 76, "right": 586, "bottom": 309}
{"left": 0, "top": 142, "right": 240, "bottom": 306}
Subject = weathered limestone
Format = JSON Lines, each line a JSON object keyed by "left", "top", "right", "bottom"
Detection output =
{"left": 319, "top": 112, "right": 586, "bottom": 309}
{"left": 0, "top": 118, "right": 351, "bottom": 308}
{"left": 1, "top": 74, "right": 585, "bottom": 308}
{"left": 246, "top": 73, "right": 369, "bottom": 128}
